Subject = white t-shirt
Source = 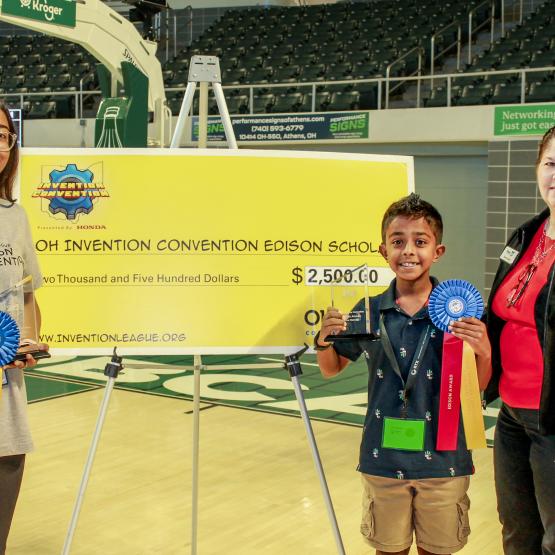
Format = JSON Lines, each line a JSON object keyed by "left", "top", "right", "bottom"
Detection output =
{"left": 0, "top": 200, "right": 42, "bottom": 456}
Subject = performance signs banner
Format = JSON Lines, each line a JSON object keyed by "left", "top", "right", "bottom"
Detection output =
{"left": 19, "top": 149, "right": 413, "bottom": 354}
{"left": 192, "top": 112, "right": 370, "bottom": 143}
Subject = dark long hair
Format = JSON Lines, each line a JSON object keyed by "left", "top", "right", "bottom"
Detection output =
{"left": 0, "top": 102, "right": 19, "bottom": 202}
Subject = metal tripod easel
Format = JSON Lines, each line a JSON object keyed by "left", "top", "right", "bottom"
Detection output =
{"left": 170, "top": 55, "right": 237, "bottom": 149}
{"left": 60, "top": 56, "right": 345, "bottom": 554}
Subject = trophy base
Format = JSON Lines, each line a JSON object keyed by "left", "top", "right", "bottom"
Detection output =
{"left": 13, "top": 349, "right": 51, "bottom": 362}
{"left": 324, "top": 333, "right": 380, "bottom": 342}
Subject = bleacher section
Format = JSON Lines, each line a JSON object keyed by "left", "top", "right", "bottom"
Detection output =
{"left": 164, "top": 0, "right": 491, "bottom": 115}
{"left": 1, "top": 0, "right": 555, "bottom": 118}
{"left": 0, "top": 34, "right": 98, "bottom": 119}
{"left": 426, "top": 0, "right": 555, "bottom": 106}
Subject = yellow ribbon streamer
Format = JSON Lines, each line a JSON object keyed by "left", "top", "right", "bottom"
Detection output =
{"left": 460, "top": 343, "right": 487, "bottom": 449}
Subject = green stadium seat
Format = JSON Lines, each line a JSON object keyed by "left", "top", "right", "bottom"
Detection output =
{"left": 162, "top": 70, "right": 174, "bottom": 85}
{"left": 454, "top": 84, "right": 492, "bottom": 106}
{"left": 299, "top": 63, "right": 327, "bottom": 82}
{"left": 27, "top": 100, "right": 56, "bottom": 119}
{"left": 12, "top": 35, "right": 34, "bottom": 47}
{"left": 272, "top": 66, "right": 301, "bottom": 83}
{"left": 50, "top": 73, "right": 72, "bottom": 90}
{"left": 527, "top": 81, "right": 555, "bottom": 103}
{"left": 425, "top": 87, "right": 448, "bottom": 107}
{"left": 530, "top": 51, "right": 555, "bottom": 67}
{"left": 3, "top": 75, "right": 25, "bottom": 90}
{"left": 4, "top": 54, "right": 18, "bottom": 67}
{"left": 253, "top": 93, "right": 275, "bottom": 113}
{"left": 222, "top": 68, "right": 246, "bottom": 85}
{"left": 490, "top": 83, "right": 526, "bottom": 104}
{"left": 482, "top": 73, "right": 516, "bottom": 85}
{"left": 226, "top": 94, "right": 249, "bottom": 114}
{"left": 270, "top": 92, "right": 304, "bottom": 113}
{"left": 325, "top": 90, "right": 360, "bottom": 111}
{"left": 27, "top": 74, "right": 48, "bottom": 90}
{"left": 243, "top": 66, "right": 273, "bottom": 85}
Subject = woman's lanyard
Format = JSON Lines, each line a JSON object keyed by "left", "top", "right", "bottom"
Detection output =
{"left": 379, "top": 313, "right": 431, "bottom": 419}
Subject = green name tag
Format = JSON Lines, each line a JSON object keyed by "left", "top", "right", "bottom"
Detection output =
{"left": 382, "top": 417, "right": 425, "bottom": 451}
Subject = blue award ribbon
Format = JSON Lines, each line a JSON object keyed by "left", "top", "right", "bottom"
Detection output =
{"left": 428, "top": 279, "right": 484, "bottom": 333}
{"left": 0, "top": 311, "right": 20, "bottom": 366}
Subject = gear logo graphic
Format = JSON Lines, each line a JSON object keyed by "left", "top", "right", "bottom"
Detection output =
{"left": 33, "top": 163, "right": 109, "bottom": 221}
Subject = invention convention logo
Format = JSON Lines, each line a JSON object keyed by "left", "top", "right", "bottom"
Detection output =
{"left": 32, "top": 163, "right": 109, "bottom": 221}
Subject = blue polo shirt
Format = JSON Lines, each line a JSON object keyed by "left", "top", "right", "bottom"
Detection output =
{"left": 334, "top": 278, "right": 474, "bottom": 480}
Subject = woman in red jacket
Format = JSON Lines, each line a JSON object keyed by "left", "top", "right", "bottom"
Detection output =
{"left": 486, "top": 126, "right": 555, "bottom": 555}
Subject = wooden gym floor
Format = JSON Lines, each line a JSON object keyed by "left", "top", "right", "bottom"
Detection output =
{"left": 8, "top": 355, "right": 503, "bottom": 554}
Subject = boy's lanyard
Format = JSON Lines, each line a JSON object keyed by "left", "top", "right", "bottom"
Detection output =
{"left": 379, "top": 313, "right": 431, "bottom": 418}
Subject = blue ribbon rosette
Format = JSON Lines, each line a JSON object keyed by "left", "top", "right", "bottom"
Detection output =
{"left": 428, "top": 279, "right": 484, "bottom": 332}
{"left": 0, "top": 311, "right": 20, "bottom": 366}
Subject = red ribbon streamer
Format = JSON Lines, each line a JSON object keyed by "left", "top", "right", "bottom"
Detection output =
{"left": 436, "top": 333, "right": 463, "bottom": 451}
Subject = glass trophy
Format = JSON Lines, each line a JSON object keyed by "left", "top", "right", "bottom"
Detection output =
{"left": 0, "top": 275, "right": 50, "bottom": 364}
{"left": 324, "top": 264, "right": 378, "bottom": 343}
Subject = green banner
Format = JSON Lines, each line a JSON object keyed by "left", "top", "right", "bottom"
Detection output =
{"left": 1, "top": 0, "right": 76, "bottom": 27}
{"left": 494, "top": 105, "right": 555, "bottom": 136}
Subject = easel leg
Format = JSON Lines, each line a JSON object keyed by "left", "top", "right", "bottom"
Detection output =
{"left": 191, "top": 355, "right": 202, "bottom": 555}
{"left": 170, "top": 81, "right": 197, "bottom": 148}
{"left": 213, "top": 82, "right": 238, "bottom": 149}
{"left": 198, "top": 83, "right": 208, "bottom": 148}
{"left": 61, "top": 377, "right": 116, "bottom": 555}
{"left": 291, "top": 375, "right": 346, "bottom": 555}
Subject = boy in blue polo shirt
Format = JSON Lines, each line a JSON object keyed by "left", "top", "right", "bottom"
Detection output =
{"left": 315, "top": 194, "right": 491, "bottom": 555}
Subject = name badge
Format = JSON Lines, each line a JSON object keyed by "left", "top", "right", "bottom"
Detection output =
{"left": 500, "top": 246, "right": 519, "bottom": 264}
{"left": 382, "top": 417, "right": 425, "bottom": 451}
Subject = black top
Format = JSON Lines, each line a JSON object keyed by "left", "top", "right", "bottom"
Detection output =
{"left": 334, "top": 278, "right": 474, "bottom": 479}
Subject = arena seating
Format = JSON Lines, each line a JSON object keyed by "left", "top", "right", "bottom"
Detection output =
{"left": 425, "top": 0, "right": 555, "bottom": 106}
{"left": 1, "top": 0, "right": 554, "bottom": 117}
{"left": 164, "top": 0, "right": 491, "bottom": 114}
{"left": 0, "top": 34, "right": 98, "bottom": 119}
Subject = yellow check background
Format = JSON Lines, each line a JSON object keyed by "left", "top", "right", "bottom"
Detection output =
{"left": 19, "top": 149, "right": 413, "bottom": 354}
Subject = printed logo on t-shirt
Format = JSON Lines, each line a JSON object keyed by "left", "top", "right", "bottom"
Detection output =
{"left": 0, "top": 242, "right": 24, "bottom": 269}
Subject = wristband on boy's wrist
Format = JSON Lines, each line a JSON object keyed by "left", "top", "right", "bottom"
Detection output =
{"left": 314, "top": 331, "right": 331, "bottom": 351}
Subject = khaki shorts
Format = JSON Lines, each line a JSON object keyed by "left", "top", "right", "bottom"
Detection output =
{"left": 360, "top": 473, "right": 471, "bottom": 554}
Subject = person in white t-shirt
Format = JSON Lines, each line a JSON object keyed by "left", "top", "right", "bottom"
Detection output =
{"left": 0, "top": 102, "right": 49, "bottom": 555}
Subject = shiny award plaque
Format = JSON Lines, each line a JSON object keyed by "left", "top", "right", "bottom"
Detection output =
{"left": 324, "top": 264, "right": 377, "bottom": 342}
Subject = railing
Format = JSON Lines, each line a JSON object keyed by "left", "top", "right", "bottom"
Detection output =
{"left": 468, "top": 0, "right": 497, "bottom": 65}
{"left": 385, "top": 46, "right": 424, "bottom": 109}
{"left": 8, "top": 64, "right": 555, "bottom": 120}
{"left": 3, "top": 89, "right": 101, "bottom": 119}
{"left": 431, "top": 21, "right": 462, "bottom": 88}
{"left": 79, "top": 68, "right": 98, "bottom": 118}
{"left": 499, "top": 0, "right": 535, "bottom": 38}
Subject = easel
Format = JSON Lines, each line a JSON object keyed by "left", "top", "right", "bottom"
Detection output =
{"left": 61, "top": 55, "right": 345, "bottom": 555}
{"left": 170, "top": 55, "right": 237, "bottom": 149}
